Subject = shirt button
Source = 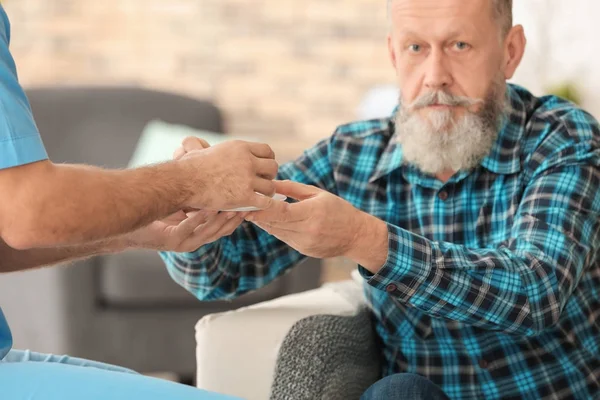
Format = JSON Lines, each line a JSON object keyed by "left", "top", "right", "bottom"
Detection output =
{"left": 438, "top": 191, "right": 449, "bottom": 201}
{"left": 478, "top": 359, "right": 489, "bottom": 369}
{"left": 386, "top": 284, "right": 397, "bottom": 293}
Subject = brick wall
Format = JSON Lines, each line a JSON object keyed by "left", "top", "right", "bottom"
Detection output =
{"left": 4, "top": 0, "right": 394, "bottom": 160}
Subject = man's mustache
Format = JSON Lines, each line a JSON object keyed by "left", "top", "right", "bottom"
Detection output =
{"left": 408, "top": 91, "right": 483, "bottom": 110}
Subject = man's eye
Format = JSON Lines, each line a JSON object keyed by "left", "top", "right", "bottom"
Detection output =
{"left": 455, "top": 41, "right": 471, "bottom": 51}
{"left": 408, "top": 44, "right": 422, "bottom": 53}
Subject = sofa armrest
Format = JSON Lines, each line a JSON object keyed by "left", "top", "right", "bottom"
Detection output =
{"left": 195, "top": 279, "right": 366, "bottom": 400}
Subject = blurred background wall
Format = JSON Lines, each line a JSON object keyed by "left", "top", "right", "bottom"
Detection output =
{"left": 511, "top": 0, "right": 599, "bottom": 115}
{"left": 4, "top": 0, "right": 393, "bottom": 152}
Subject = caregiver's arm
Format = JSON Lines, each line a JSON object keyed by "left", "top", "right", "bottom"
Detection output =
{"left": 0, "top": 145, "right": 276, "bottom": 251}
{"left": 0, "top": 208, "right": 219, "bottom": 273}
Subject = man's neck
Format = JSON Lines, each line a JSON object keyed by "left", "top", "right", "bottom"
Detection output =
{"left": 435, "top": 170, "right": 455, "bottom": 183}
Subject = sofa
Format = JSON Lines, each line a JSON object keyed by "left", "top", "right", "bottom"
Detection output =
{"left": 0, "top": 86, "right": 322, "bottom": 380}
{"left": 194, "top": 271, "right": 381, "bottom": 400}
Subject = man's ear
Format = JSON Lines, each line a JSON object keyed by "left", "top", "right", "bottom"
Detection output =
{"left": 388, "top": 33, "right": 398, "bottom": 70}
{"left": 503, "top": 25, "right": 526, "bottom": 80}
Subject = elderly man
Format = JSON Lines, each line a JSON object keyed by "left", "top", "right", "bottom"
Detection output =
{"left": 162, "top": 0, "right": 600, "bottom": 399}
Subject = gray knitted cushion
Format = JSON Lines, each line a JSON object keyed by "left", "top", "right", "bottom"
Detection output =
{"left": 270, "top": 308, "right": 380, "bottom": 400}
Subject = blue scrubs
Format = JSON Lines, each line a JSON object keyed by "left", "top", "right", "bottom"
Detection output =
{"left": 0, "top": 6, "right": 238, "bottom": 399}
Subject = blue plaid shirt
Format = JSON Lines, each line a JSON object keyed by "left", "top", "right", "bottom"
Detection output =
{"left": 161, "top": 84, "right": 600, "bottom": 399}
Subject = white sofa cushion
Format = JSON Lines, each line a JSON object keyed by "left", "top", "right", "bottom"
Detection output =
{"left": 195, "top": 276, "right": 365, "bottom": 400}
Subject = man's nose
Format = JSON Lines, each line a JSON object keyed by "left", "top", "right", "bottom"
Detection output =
{"left": 423, "top": 50, "right": 453, "bottom": 91}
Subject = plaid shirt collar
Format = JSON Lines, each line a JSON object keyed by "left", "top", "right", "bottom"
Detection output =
{"left": 370, "top": 84, "right": 526, "bottom": 184}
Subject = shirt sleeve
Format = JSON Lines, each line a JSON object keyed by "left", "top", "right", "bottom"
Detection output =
{"left": 360, "top": 109, "right": 600, "bottom": 337}
{"left": 160, "top": 136, "right": 338, "bottom": 301}
{"left": 0, "top": 6, "right": 47, "bottom": 170}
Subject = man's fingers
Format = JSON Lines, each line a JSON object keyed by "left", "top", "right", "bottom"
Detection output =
{"left": 176, "top": 211, "right": 212, "bottom": 237}
{"left": 176, "top": 137, "right": 210, "bottom": 160}
{"left": 273, "top": 180, "right": 320, "bottom": 201}
{"left": 246, "top": 198, "right": 297, "bottom": 222}
{"left": 253, "top": 179, "right": 276, "bottom": 199}
{"left": 180, "top": 213, "right": 239, "bottom": 251}
{"left": 249, "top": 219, "right": 297, "bottom": 232}
{"left": 182, "top": 137, "right": 210, "bottom": 153}
{"left": 255, "top": 159, "right": 279, "bottom": 180}
{"left": 173, "top": 147, "right": 186, "bottom": 160}
{"left": 252, "top": 221, "right": 271, "bottom": 234}
{"left": 193, "top": 210, "right": 219, "bottom": 218}
{"left": 205, "top": 214, "right": 245, "bottom": 242}
{"left": 249, "top": 143, "right": 275, "bottom": 159}
{"left": 195, "top": 212, "right": 236, "bottom": 237}
{"left": 168, "top": 210, "right": 189, "bottom": 221}
{"left": 249, "top": 191, "right": 277, "bottom": 210}
{"left": 186, "top": 209, "right": 218, "bottom": 222}
{"left": 252, "top": 221, "right": 289, "bottom": 242}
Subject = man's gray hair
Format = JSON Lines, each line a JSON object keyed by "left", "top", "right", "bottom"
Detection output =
{"left": 387, "top": 0, "right": 513, "bottom": 36}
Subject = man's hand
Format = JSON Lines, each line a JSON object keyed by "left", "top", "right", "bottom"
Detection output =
{"left": 245, "top": 180, "right": 389, "bottom": 270}
{"left": 119, "top": 136, "right": 251, "bottom": 254}
{"left": 177, "top": 137, "right": 279, "bottom": 211}
{"left": 124, "top": 209, "right": 247, "bottom": 252}
{"left": 0, "top": 209, "right": 247, "bottom": 273}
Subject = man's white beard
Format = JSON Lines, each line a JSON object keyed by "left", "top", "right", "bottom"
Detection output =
{"left": 395, "top": 82, "right": 506, "bottom": 175}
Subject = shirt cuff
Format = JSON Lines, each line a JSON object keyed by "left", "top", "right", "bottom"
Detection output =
{"left": 359, "top": 223, "right": 436, "bottom": 303}
{"left": 0, "top": 134, "right": 48, "bottom": 170}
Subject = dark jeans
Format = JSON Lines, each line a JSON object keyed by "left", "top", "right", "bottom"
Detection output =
{"left": 361, "top": 373, "right": 450, "bottom": 400}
